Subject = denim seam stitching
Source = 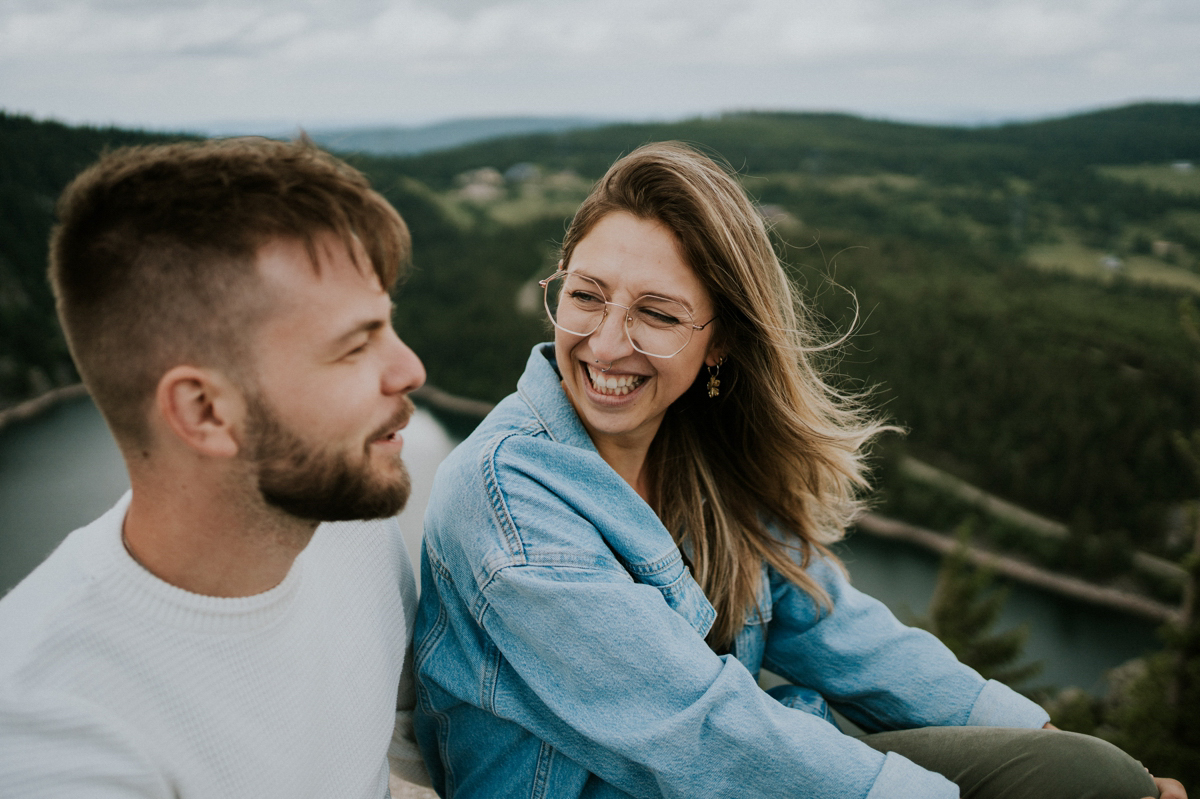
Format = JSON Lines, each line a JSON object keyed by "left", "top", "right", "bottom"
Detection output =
{"left": 481, "top": 634, "right": 502, "bottom": 714}
{"left": 622, "top": 548, "right": 683, "bottom": 578}
{"left": 479, "top": 560, "right": 634, "bottom": 597}
{"left": 414, "top": 549, "right": 452, "bottom": 669}
{"left": 517, "top": 384, "right": 558, "bottom": 443}
{"left": 414, "top": 549, "right": 456, "bottom": 797}
{"left": 522, "top": 551, "right": 633, "bottom": 573}
{"left": 530, "top": 739, "right": 554, "bottom": 799}
{"left": 482, "top": 433, "right": 526, "bottom": 557}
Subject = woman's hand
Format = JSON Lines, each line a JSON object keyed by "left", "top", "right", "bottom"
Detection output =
{"left": 1148, "top": 776, "right": 1187, "bottom": 799}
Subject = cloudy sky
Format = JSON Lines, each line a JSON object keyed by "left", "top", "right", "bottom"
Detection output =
{"left": 2, "top": 0, "right": 1197, "bottom": 132}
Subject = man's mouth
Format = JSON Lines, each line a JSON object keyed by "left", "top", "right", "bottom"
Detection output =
{"left": 370, "top": 398, "right": 415, "bottom": 444}
{"left": 585, "top": 363, "right": 646, "bottom": 396}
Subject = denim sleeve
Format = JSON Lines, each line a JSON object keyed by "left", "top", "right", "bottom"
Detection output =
{"left": 481, "top": 565, "right": 959, "bottom": 799}
{"left": 762, "top": 554, "right": 1050, "bottom": 733}
{"left": 430, "top": 437, "right": 960, "bottom": 799}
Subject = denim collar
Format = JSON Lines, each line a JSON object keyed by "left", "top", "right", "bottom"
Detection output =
{"left": 515, "top": 343, "right": 599, "bottom": 454}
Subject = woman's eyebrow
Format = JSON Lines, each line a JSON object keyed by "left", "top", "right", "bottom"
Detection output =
{"left": 574, "top": 271, "right": 697, "bottom": 311}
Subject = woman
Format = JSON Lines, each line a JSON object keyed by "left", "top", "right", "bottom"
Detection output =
{"left": 413, "top": 142, "right": 1181, "bottom": 798}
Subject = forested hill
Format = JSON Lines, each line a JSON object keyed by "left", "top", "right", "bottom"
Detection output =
{"left": 356, "top": 101, "right": 1200, "bottom": 581}
{"left": 0, "top": 113, "right": 186, "bottom": 397}
{"left": 2, "top": 103, "right": 1199, "bottom": 583}
{"left": 370, "top": 102, "right": 1200, "bottom": 188}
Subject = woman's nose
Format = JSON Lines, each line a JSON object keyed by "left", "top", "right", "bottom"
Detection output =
{"left": 588, "top": 305, "right": 634, "bottom": 362}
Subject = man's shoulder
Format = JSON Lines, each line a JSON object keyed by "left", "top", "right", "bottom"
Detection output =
{"left": 0, "top": 685, "right": 167, "bottom": 798}
{"left": 313, "top": 514, "right": 403, "bottom": 551}
{"left": 305, "top": 515, "right": 415, "bottom": 612}
{"left": 0, "top": 502, "right": 166, "bottom": 796}
{"left": 0, "top": 499, "right": 126, "bottom": 679}
{"left": 309, "top": 514, "right": 405, "bottom": 567}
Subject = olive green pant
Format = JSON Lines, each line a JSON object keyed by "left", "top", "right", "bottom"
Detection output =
{"left": 860, "top": 727, "right": 1158, "bottom": 799}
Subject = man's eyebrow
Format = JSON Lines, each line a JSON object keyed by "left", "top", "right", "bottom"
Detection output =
{"left": 331, "top": 304, "right": 394, "bottom": 348}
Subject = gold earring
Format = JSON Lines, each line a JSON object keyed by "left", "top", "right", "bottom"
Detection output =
{"left": 706, "top": 357, "right": 725, "bottom": 398}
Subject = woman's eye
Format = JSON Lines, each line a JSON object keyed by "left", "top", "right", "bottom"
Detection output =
{"left": 639, "top": 307, "right": 682, "bottom": 326}
{"left": 569, "top": 290, "right": 604, "bottom": 306}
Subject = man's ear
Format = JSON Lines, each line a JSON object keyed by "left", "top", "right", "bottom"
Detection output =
{"left": 154, "top": 366, "right": 245, "bottom": 458}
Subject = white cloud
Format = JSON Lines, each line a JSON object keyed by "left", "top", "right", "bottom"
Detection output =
{"left": 0, "top": 0, "right": 1196, "bottom": 129}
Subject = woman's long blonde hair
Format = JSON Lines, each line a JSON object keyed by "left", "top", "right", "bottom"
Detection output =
{"left": 560, "top": 142, "right": 892, "bottom": 651}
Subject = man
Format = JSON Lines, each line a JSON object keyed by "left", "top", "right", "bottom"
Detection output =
{"left": 0, "top": 138, "right": 431, "bottom": 796}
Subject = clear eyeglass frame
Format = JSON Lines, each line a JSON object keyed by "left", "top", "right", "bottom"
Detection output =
{"left": 539, "top": 269, "right": 716, "bottom": 359}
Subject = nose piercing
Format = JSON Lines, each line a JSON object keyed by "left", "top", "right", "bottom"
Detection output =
{"left": 595, "top": 359, "right": 612, "bottom": 373}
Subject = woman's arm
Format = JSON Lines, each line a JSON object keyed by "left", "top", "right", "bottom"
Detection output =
{"left": 474, "top": 559, "right": 955, "bottom": 799}
{"left": 761, "top": 552, "right": 1049, "bottom": 733}
{"left": 419, "top": 434, "right": 961, "bottom": 799}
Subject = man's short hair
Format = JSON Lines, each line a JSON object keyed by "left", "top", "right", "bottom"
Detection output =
{"left": 49, "top": 137, "right": 410, "bottom": 448}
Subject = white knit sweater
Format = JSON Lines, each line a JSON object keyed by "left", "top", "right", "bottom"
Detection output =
{"left": 0, "top": 492, "right": 430, "bottom": 797}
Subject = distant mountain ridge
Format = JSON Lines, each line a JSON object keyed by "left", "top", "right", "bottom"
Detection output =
{"left": 305, "top": 115, "right": 610, "bottom": 155}
{"left": 376, "top": 102, "right": 1200, "bottom": 188}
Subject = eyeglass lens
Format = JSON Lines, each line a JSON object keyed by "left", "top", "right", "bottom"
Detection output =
{"left": 543, "top": 272, "right": 695, "bottom": 358}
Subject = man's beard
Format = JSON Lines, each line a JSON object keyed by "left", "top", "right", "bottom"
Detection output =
{"left": 243, "top": 393, "right": 413, "bottom": 522}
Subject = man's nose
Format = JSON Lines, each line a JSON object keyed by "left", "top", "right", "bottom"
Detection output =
{"left": 382, "top": 330, "right": 426, "bottom": 396}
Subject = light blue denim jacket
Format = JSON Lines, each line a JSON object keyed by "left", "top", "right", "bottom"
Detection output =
{"left": 414, "top": 344, "right": 1049, "bottom": 799}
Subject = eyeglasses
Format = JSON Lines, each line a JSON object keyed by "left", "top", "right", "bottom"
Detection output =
{"left": 539, "top": 270, "right": 715, "bottom": 359}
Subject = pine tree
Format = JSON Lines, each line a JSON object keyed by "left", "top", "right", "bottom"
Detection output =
{"left": 915, "top": 522, "right": 1043, "bottom": 688}
{"left": 1104, "top": 298, "right": 1200, "bottom": 785}
{"left": 1052, "top": 299, "right": 1200, "bottom": 790}
{"left": 1099, "top": 513, "right": 1200, "bottom": 789}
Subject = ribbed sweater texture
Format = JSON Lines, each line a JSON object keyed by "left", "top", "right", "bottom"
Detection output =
{"left": 0, "top": 492, "right": 425, "bottom": 797}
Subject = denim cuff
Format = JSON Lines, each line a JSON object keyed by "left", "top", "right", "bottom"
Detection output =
{"left": 864, "top": 751, "right": 959, "bottom": 799}
{"left": 966, "top": 679, "right": 1051, "bottom": 728}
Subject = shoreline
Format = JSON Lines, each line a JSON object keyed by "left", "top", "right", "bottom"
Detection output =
{"left": 854, "top": 513, "right": 1180, "bottom": 624}
{"left": 0, "top": 383, "right": 89, "bottom": 434}
{"left": 3, "top": 382, "right": 1184, "bottom": 623}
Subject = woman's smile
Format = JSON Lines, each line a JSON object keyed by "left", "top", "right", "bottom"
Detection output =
{"left": 583, "top": 362, "right": 647, "bottom": 398}
{"left": 555, "top": 211, "right": 718, "bottom": 456}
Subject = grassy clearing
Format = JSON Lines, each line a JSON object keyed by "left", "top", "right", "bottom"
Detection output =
{"left": 1026, "top": 240, "right": 1200, "bottom": 293}
{"left": 1099, "top": 164, "right": 1200, "bottom": 196}
{"left": 438, "top": 170, "right": 591, "bottom": 228}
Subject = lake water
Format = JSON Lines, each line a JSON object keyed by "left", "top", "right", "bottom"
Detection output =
{"left": 0, "top": 395, "right": 1159, "bottom": 694}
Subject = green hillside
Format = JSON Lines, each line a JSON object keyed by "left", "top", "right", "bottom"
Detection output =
{"left": 2, "top": 104, "right": 1198, "bottom": 578}
{"left": 0, "top": 113, "right": 187, "bottom": 399}
{"left": 371, "top": 102, "right": 1200, "bottom": 185}
{"left": 351, "top": 104, "right": 1200, "bottom": 575}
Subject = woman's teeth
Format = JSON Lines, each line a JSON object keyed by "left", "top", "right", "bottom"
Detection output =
{"left": 586, "top": 365, "right": 645, "bottom": 396}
